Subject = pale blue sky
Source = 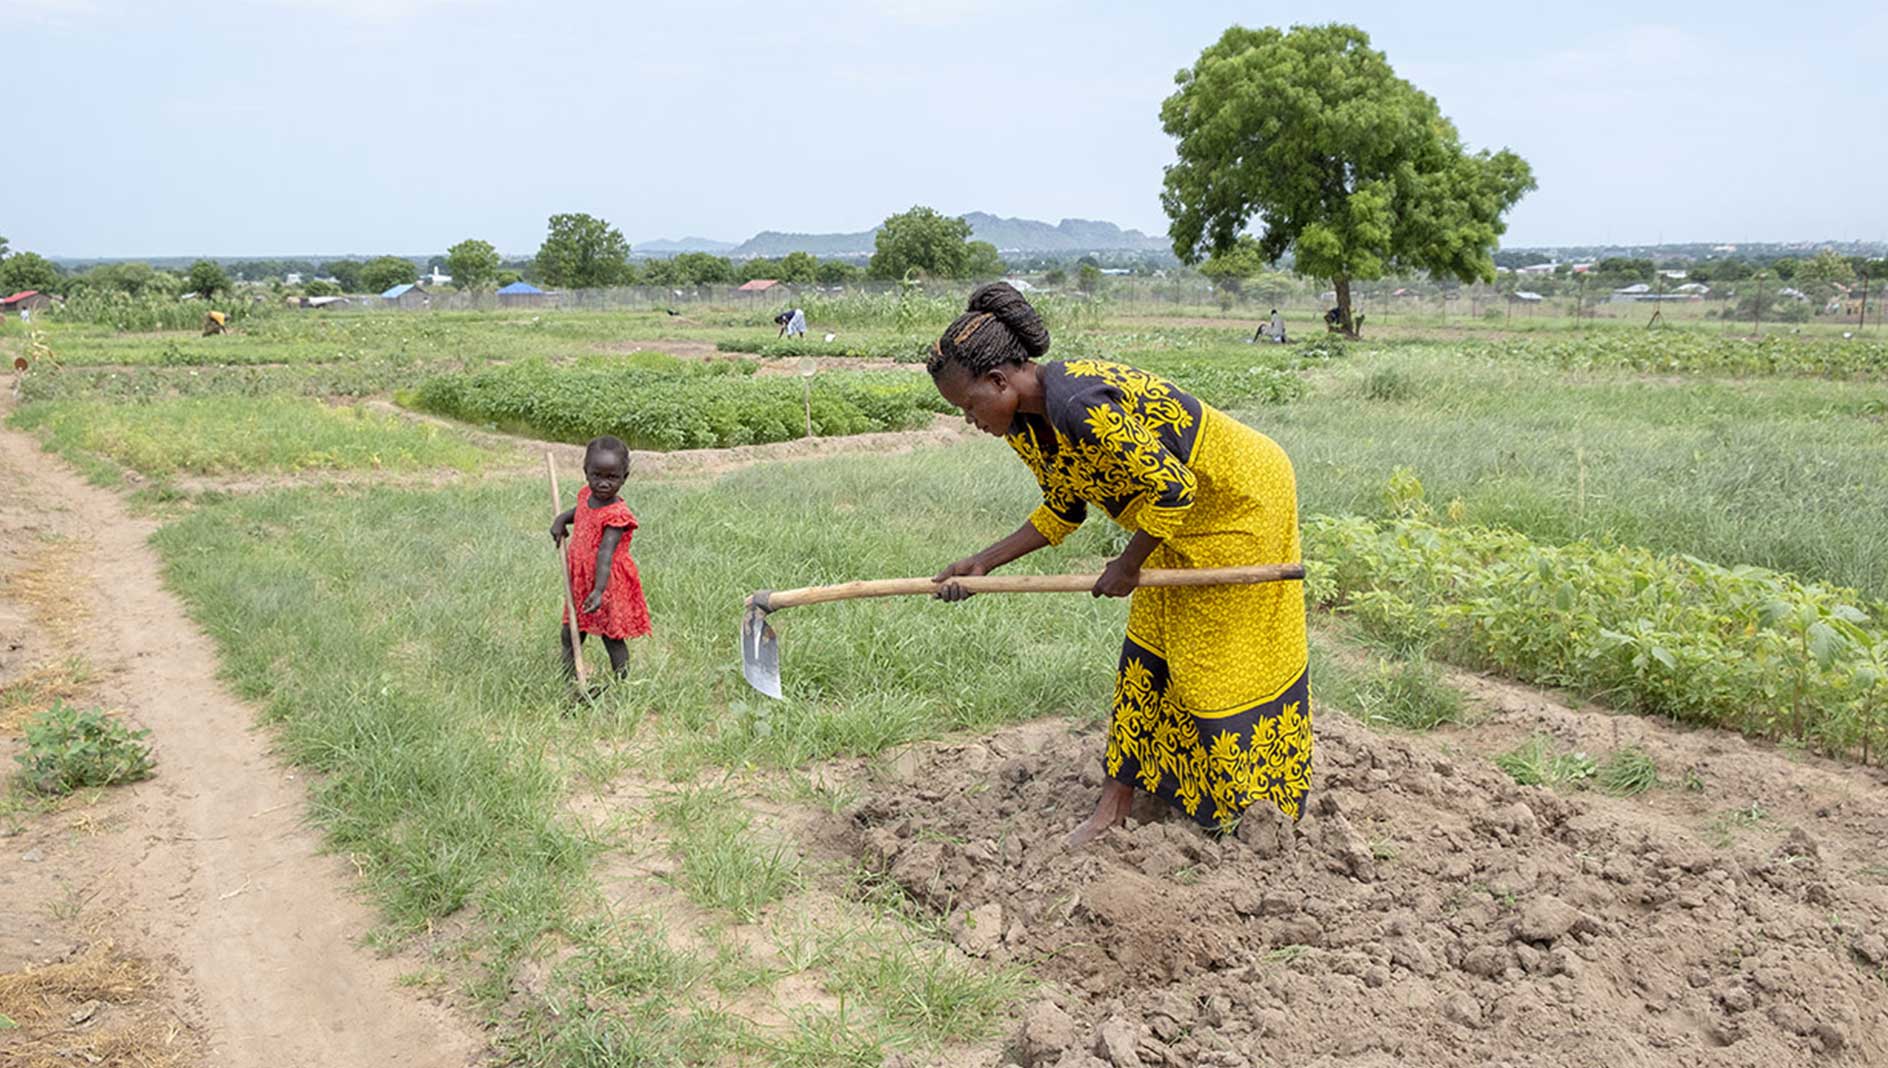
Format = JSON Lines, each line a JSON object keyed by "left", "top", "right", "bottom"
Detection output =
{"left": 3, "top": 0, "right": 1882, "bottom": 258}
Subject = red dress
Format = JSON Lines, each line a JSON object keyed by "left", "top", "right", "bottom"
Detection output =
{"left": 563, "top": 487, "right": 652, "bottom": 639}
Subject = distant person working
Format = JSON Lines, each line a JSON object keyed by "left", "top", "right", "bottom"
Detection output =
{"left": 775, "top": 308, "right": 807, "bottom": 338}
{"left": 1250, "top": 308, "right": 1286, "bottom": 344}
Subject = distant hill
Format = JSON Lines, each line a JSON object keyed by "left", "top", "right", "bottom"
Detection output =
{"left": 635, "top": 212, "right": 1175, "bottom": 260}
{"left": 732, "top": 230, "right": 879, "bottom": 258}
{"left": 634, "top": 236, "right": 737, "bottom": 255}
{"left": 960, "top": 213, "right": 1170, "bottom": 254}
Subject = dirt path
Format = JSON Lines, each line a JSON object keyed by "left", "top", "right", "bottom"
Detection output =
{"left": 0, "top": 413, "right": 484, "bottom": 1067}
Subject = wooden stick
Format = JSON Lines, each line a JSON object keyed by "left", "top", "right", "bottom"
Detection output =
{"left": 751, "top": 563, "right": 1305, "bottom": 612}
{"left": 547, "top": 452, "right": 588, "bottom": 688}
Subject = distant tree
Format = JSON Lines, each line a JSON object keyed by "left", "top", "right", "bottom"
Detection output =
{"left": 963, "top": 240, "right": 1006, "bottom": 279}
{"left": 360, "top": 256, "right": 419, "bottom": 294}
{"left": 1795, "top": 249, "right": 1855, "bottom": 290}
{"left": 1160, "top": 23, "right": 1533, "bottom": 337}
{"left": 0, "top": 234, "right": 9, "bottom": 259}
{"left": 1199, "top": 235, "right": 1270, "bottom": 293}
{"left": 869, "top": 206, "right": 976, "bottom": 279}
{"left": 446, "top": 238, "right": 500, "bottom": 291}
{"left": 322, "top": 260, "right": 365, "bottom": 292}
{"left": 778, "top": 250, "right": 820, "bottom": 284}
{"left": 185, "top": 260, "right": 230, "bottom": 300}
{"left": 302, "top": 279, "right": 341, "bottom": 297}
{"left": 1769, "top": 257, "right": 1798, "bottom": 281}
{"left": 535, "top": 213, "right": 632, "bottom": 289}
{"left": 667, "top": 252, "right": 735, "bottom": 286}
{"left": 1594, "top": 257, "right": 1653, "bottom": 283}
{"left": 815, "top": 259, "right": 863, "bottom": 285}
{"left": 496, "top": 269, "right": 523, "bottom": 288}
{"left": 738, "top": 257, "right": 782, "bottom": 283}
{"left": 1076, "top": 262, "right": 1103, "bottom": 294}
{"left": 0, "top": 252, "right": 59, "bottom": 294}
{"left": 1043, "top": 267, "right": 1068, "bottom": 287}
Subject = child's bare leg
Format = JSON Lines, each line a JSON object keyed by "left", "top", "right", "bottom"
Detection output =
{"left": 559, "top": 624, "right": 584, "bottom": 678}
{"left": 603, "top": 637, "right": 629, "bottom": 678}
{"left": 1067, "top": 778, "right": 1135, "bottom": 848}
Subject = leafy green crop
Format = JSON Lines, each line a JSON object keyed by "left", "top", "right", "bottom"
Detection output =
{"left": 1306, "top": 516, "right": 1888, "bottom": 762}
{"left": 407, "top": 358, "right": 949, "bottom": 450}
{"left": 1481, "top": 334, "right": 1888, "bottom": 379}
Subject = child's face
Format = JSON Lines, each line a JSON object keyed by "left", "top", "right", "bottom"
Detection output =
{"left": 585, "top": 453, "right": 628, "bottom": 500}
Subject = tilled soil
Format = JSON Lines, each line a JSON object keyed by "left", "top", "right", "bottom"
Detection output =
{"left": 847, "top": 702, "right": 1888, "bottom": 1068}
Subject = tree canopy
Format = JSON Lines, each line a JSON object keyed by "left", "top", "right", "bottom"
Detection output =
{"left": 360, "top": 256, "right": 419, "bottom": 294}
{"left": 1160, "top": 23, "right": 1534, "bottom": 335}
{"left": 446, "top": 238, "right": 500, "bottom": 291}
{"left": 0, "top": 252, "right": 60, "bottom": 294}
{"left": 186, "top": 260, "right": 230, "bottom": 300}
{"left": 869, "top": 206, "right": 1004, "bottom": 280}
{"left": 536, "top": 213, "right": 632, "bottom": 289}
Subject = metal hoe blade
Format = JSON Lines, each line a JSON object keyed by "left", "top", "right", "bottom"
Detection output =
{"left": 740, "top": 602, "right": 783, "bottom": 700}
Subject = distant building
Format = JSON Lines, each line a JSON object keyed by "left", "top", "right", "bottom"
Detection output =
{"left": 1001, "top": 277, "right": 1036, "bottom": 292}
{"left": 1, "top": 290, "right": 55, "bottom": 314}
{"left": 380, "top": 283, "right": 431, "bottom": 308}
{"left": 284, "top": 272, "right": 303, "bottom": 286}
{"left": 301, "top": 295, "right": 352, "bottom": 310}
{"left": 1510, "top": 290, "right": 1544, "bottom": 303}
{"left": 496, "top": 280, "right": 552, "bottom": 308}
{"left": 1674, "top": 282, "right": 1710, "bottom": 295}
{"left": 1659, "top": 270, "right": 1688, "bottom": 281}
{"left": 737, "top": 279, "right": 782, "bottom": 293}
{"left": 424, "top": 265, "right": 452, "bottom": 287}
{"left": 1517, "top": 262, "right": 1558, "bottom": 275}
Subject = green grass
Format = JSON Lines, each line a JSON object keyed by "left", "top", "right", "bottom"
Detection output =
{"left": 1310, "top": 639, "right": 1465, "bottom": 731}
{"left": 653, "top": 786, "right": 800, "bottom": 921}
{"left": 1265, "top": 348, "right": 1888, "bottom": 598}
{"left": 1597, "top": 745, "right": 1661, "bottom": 797}
{"left": 10, "top": 395, "right": 491, "bottom": 478}
{"left": 1493, "top": 736, "right": 1599, "bottom": 788}
{"left": 827, "top": 936, "right": 1029, "bottom": 1046}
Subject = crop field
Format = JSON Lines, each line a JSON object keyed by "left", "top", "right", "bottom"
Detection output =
{"left": 4, "top": 298, "right": 1887, "bottom": 1068}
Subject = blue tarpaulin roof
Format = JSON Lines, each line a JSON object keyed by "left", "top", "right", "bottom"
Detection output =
{"left": 381, "top": 283, "right": 417, "bottom": 298}
{"left": 496, "top": 281, "right": 543, "bottom": 295}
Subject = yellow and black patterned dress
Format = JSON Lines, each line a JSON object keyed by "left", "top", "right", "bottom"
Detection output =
{"left": 1010, "top": 359, "right": 1311, "bottom": 829}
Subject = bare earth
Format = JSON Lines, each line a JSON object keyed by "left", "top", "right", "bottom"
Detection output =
{"left": 0, "top": 412, "right": 483, "bottom": 1067}
{"left": 845, "top": 672, "right": 1888, "bottom": 1067}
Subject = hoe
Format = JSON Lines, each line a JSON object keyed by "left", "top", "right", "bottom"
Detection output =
{"left": 740, "top": 563, "right": 1305, "bottom": 699}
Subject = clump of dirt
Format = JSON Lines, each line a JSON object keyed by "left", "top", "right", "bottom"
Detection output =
{"left": 846, "top": 713, "right": 1888, "bottom": 1067}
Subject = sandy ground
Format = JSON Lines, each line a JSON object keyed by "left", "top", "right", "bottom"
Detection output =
{"left": 0, "top": 408, "right": 485, "bottom": 1068}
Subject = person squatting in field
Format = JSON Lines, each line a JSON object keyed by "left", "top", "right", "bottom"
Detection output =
{"left": 549, "top": 436, "right": 652, "bottom": 680}
{"left": 775, "top": 307, "right": 808, "bottom": 338}
{"left": 928, "top": 283, "right": 1312, "bottom": 847}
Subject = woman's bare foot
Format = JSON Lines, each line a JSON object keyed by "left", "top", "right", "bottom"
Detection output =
{"left": 1066, "top": 779, "right": 1135, "bottom": 848}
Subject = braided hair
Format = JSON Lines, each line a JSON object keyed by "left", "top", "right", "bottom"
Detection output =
{"left": 928, "top": 282, "right": 1051, "bottom": 378}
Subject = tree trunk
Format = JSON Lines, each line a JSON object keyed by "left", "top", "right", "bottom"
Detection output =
{"left": 1333, "top": 275, "right": 1361, "bottom": 339}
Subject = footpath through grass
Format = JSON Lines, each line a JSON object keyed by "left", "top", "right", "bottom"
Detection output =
{"left": 151, "top": 443, "right": 1112, "bottom": 1064}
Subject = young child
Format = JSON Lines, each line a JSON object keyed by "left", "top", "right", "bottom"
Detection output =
{"left": 549, "top": 436, "right": 651, "bottom": 680}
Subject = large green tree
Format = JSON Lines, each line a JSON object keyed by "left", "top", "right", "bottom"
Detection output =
{"left": 535, "top": 213, "right": 632, "bottom": 289}
{"left": 446, "top": 238, "right": 500, "bottom": 291}
{"left": 1160, "top": 23, "right": 1534, "bottom": 336}
{"left": 322, "top": 260, "right": 365, "bottom": 292}
{"left": 869, "top": 206, "right": 983, "bottom": 280}
{"left": 186, "top": 259, "right": 230, "bottom": 299}
{"left": 360, "top": 256, "right": 419, "bottom": 294}
{"left": 0, "top": 252, "right": 60, "bottom": 294}
{"left": 777, "top": 250, "right": 820, "bottom": 284}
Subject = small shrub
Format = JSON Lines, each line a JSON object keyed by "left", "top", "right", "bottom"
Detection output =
{"left": 15, "top": 702, "right": 155, "bottom": 795}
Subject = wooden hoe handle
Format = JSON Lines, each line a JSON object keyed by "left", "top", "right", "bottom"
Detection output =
{"left": 749, "top": 563, "right": 1305, "bottom": 612}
